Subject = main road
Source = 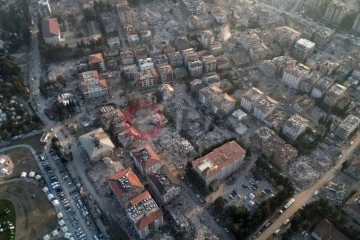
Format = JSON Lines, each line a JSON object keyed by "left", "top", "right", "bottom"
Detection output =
{"left": 258, "top": 134, "right": 360, "bottom": 240}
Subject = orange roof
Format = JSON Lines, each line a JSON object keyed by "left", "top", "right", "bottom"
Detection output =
{"left": 192, "top": 141, "right": 245, "bottom": 179}
{"left": 129, "top": 191, "right": 151, "bottom": 206}
{"left": 42, "top": 18, "right": 60, "bottom": 38}
{"left": 109, "top": 168, "right": 143, "bottom": 187}
{"left": 99, "top": 79, "right": 108, "bottom": 88}
{"left": 88, "top": 53, "right": 104, "bottom": 64}
{"left": 136, "top": 209, "right": 163, "bottom": 230}
{"left": 131, "top": 144, "right": 161, "bottom": 172}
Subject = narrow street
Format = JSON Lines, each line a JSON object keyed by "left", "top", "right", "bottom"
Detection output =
{"left": 258, "top": 134, "right": 360, "bottom": 239}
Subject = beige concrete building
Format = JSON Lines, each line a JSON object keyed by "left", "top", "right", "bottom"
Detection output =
{"left": 79, "top": 128, "right": 115, "bottom": 161}
{"left": 192, "top": 141, "right": 245, "bottom": 185}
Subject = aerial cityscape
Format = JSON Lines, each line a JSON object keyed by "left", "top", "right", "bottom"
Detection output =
{"left": 1, "top": 0, "right": 360, "bottom": 239}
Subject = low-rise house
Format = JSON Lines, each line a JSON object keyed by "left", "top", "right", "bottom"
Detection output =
{"left": 240, "top": 87, "right": 264, "bottom": 113}
{"left": 253, "top": 96, "right": 278, "bottom": 122}
{"left": 282, "top": 113, "right": 309, "bottom": 141}
{"left": 167, "top": 52, "right": 183, "bottom": 68}
{"left": 157, "top": 65, "right": 174, "bottom": 83}
{"left": 311, "top": 219, "right": 349, "bottom": 240}
{"left": 323, "top": 83, "right": 347, "bottom": 107}
{"left": 282, "top": 63, "right": 311, "bottom": 89}
{"left": 42, "top": 18, "right": 61, "bottom": 45}
{"left": 335, "top": 114, "right": 360, "bottom": 139}
{"left": 202, "top": 55, "right": 217, "bottom": 73}
{"left": 130, "top": 144, "right": 162, "bottom": 176}
{"left": 88, "top": 53, "right": 106, "bottom": 72}
{"left": 79, "top": 70, "right": 108, "bottom": 100}
{"left": 147, "top": 166, "right": 181, "bottom": 204}
{"left": 79, "top": 128, "right": 115, "bottom": 161}
{"left": 133, "top": 68, "right": 160, "bottom": 90}
{"left": 109, "top": 168, "right": 164, "bottom": 239}
{"left": 199, "top": 84, "right": 236, "bottom": 117}
{"left": 310, "top": 76, "right": 335, "bottom": 99}
{"left": 293, "top": 94, "right": 315, "bottom": 114}
{"left": 120, "top": 50, "right": 135, "bottom": 65}
{"left": 192, "top": 141, "right": 245, "bottom": 185}
{"left": 344, "top": 191, "right": 360, "bottom": 224}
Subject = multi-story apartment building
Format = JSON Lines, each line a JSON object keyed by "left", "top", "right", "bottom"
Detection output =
{"left": 240, "top": 87, "right": 265, "bottom": 113}
{"left": 167, "top": 52, "right": 183, "bottom": 68}
{"left": 132, "top": 68, "right": 160, "bottom": 90}
{"left": 292, "top": 38, "right": 315, "bottom": 62}
{"left": 120, "top": 50, "right": 135, "bottom": 65}
{"left": 152, "top": 54, "right": 169, "bottom": 67}
{"left": 199, "top": 84, "right": 236, "bottom": 117}
{"left": 109, "top": 168, "right": 164, "bottom": 239}
{"left": 299, "top": 70, "right": 322, "bottom": 93}
{"left": 253, "top": 96, "right": 278, "bottom": 122}
{"left": 88, "top": 53, "right": 106, "bottom": 72}
{"left": 192, "top": 141, "right": 245, "bottom": 185}
{"left": 79, "top": 128, "right": 115, "bottom": 161}
{"left": 200, "top": 30, "right": 215, "bottom": 48}
{"left": 202, "top": 55, "right": 217, "bottom": 73}
{"left": 157, "top": 65, "right": 174, "bottom": 83}
{"left": 282, "top": 63, "right": 311, "bottom": 89}
{"left": 209, "top": 42, "right": 223, "bottom": 56}
{"left": 310, "top": 76, "right": 334, "bottom": 99}
{"left": 323, "top": 83, "right": 347, "bottom": 107}
{"left": 323, "top": 1, "right": 348, "bottom": 25}
{"left": 130, "top": 145, "right": 162, "bottom": 176}
{"left": 115, "top": 0, "right": 132, "bottom": 25}
{"left": 313, "top": 27, "right": 334, "bottom": 49}
{"left": 293, "top": 94, "right": 315, "bottom": 114}
{"left": 335, "top": 114, "right": 360, "bottom": 139}
{"left": 282, "top": 113, "right": 309, "bottom": 141}
{"left": 138, "top": 58, "right": 154, "bottom": 71}
{"left": 187, "top": 60, "right": 203, "bottom": 77}
{"left": 147, "top": 166, "right": 181, "bottom": 204}
{"left": 79, "top": 70, "right": 108, "bottom": 100}
{"left": 179, "top": 0, "right": 204, "bottom": 16}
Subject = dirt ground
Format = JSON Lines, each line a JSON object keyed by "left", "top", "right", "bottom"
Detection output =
{"left": 0, "top": 147, "right": 39, "bottom": 181}
{"left": 0, "top": 180, "right": 57, "bottom": 240}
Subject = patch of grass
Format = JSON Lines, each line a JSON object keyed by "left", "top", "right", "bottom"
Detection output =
{"left": 0, "top": 199, "right": 16, "bottom": 240}
{"left": 7, "top": 133, "right": 45, "bottom": 153}
{"left": 2, "top": 147, "right": 39, "bottom": 180}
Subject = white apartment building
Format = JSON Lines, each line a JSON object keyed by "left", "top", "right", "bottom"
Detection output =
{"left": 282, "top": 63, "right": 311, "bottom": 89}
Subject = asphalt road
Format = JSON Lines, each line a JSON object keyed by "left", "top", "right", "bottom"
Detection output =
{"left": 258, "top": 134, "right": 360, "bottom": 240}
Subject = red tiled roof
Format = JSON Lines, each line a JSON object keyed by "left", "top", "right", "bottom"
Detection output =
{"left": 42, "top": 18, "right": 60, "bottom": 38}
{"left": 136, "top": 209, "right": 163, "bottom": 230}
{"left": 131, "top": 144, "right": 161, "bottom": 172}
{"left": 129, "top": 191, "right": 151, "bottom": 206}
{"left": 88, "top": 53, "right": 104, "bottom": 64}
{"left": 109, "top": 168, "right": 143, "bottom": 187}
{"left": 99, "top": 79, "right": 108, "bottom": 88}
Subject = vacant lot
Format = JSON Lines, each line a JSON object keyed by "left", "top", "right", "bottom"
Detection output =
{"left": 0, "top": 147, "right": 39, "bottom": 180}
{"left": 0, "top": 199, "right": 16, "bottom": 240}
{"left": 0, "top": 180, "right": 57, "bottom": 240}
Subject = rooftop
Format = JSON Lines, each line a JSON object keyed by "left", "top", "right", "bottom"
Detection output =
{"left": 199, "top": 84, "right": 236, "bottom": 111}
{"left": 42, "top": 18, "right": 60, "bottom": 38}
{"left": 284, "top": 63, "right": 311, "bottom": 78}
{"left": 338, "top": 114, "right": 360, "bottom": 132}
{"left": 130, "top": 144, "right": 161, "bottom": 172}
{"left": 314, "top": 77, "right": 335, "bottom": 91}
{"left": 312, "top": 219, "right": 349, "bottom": 240}
{"left": 295, "top": 38, "right": 315, "bottom": 49}
{"left": 88, "top": 53, "right": 104, "bottom": 64}
{"left": 192, "top": 141, "right": 245, "bottom": 179}
{"left": 147, "top": 166, "right": 180, "bottom": 197}
{"left": 242, "top": 87, "right": 264, "bottom": 102}
{"left": 78, "top": 128, "right": 115, "bottom": 160}
{"left": 109, "top": 168, "right": 144, "bottom": 201}
{"left": 254, "top": 96, "right": 278, "bottom": 113}
{"left": 326, "top": 83, "right": 347, "bottom": 97}
{"left": 284, "top": 113, "right": 309, "bottom": 131}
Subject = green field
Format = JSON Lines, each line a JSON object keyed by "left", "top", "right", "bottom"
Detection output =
{"left": 0, "top": 199, "right": 16, "bottom": 240}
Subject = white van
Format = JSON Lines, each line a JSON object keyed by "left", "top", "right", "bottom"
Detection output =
{"left": 274, "top": 229, "right": 280, "bottom": 235}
